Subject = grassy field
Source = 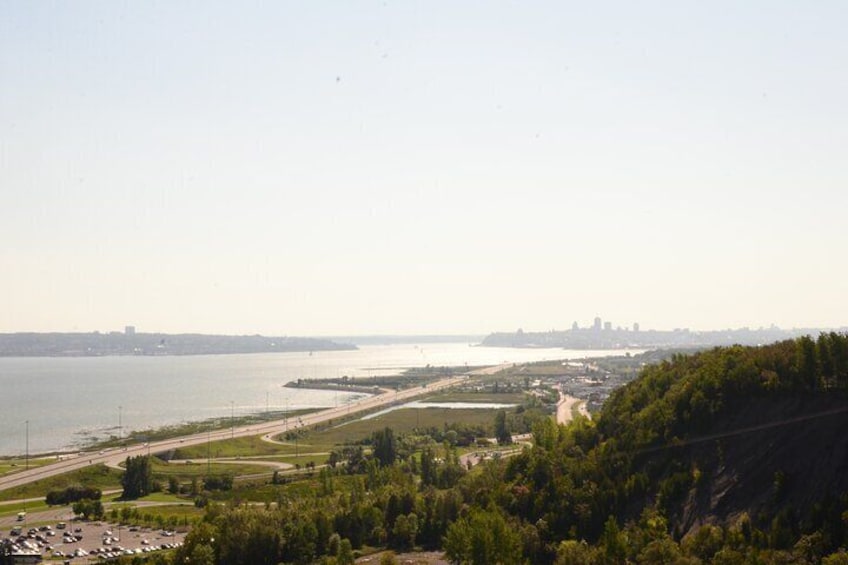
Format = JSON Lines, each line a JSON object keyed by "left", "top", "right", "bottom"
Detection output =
{"left": 304, "top": 407, "right": 496, "bottom": 447}
{"left": 157, "top": 406, "right": 500, "bottom": 468}
{"left": 0, "top": 403, "right": 508, "bottom": 508}
{"left": 170, "top": 435, "right": 295, "bottom": 460}
{"left": 109, "top": 502, "right": 203, "bottom": 527}
{"left": 419, "top": 391, "right": 526, "bottom": 403}
{"left": 269, "top": 454, "right": 330, "bottom": 468}
{"left": 0, "top": 464, "right": 123, "bottom": 503}
{"left": 0, "top": 457, "right": 58, "bottom": 478}
{"left": 140, "top": 503, "right": 202, "bottom": 524}
{"left": 0, "top": 499, "right": 50, "bottom": 518}
{"left": 209, "top": 472, "right": 365, "bottom": 504}
{"left": 150, "top": 458, "right": 273, "bottom": 480}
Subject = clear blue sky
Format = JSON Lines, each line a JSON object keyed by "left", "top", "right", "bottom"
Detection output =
{"left": 2, "top": 1, "right": 847, "bottom": 335}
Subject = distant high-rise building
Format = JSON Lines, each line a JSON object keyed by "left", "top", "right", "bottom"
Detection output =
{"left": 572, "top": 321, "right": 579, "bottom": 331}
{"left": 125, "top": 326, "right": 135, "bottom": 336}
{"left": 593, "top": 317, "right": 602, "bottom": 331}
{"left": 633, "top": 322, "right": 640, "bottom": 332}
{"left": 603, "top": 321, "right": 612, "bottom": 331}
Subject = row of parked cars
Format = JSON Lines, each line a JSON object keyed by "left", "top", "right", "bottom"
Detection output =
{"left": 52, "top": 542, "right": 183, "bottom": 560}
{"left": 4, "top": 522, "right": 183, "bottom": 561}
{"left": 3, "top": 524, "right": 70, "bottom": 555}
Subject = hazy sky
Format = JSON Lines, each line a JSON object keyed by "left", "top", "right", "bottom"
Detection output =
{"left": 2, "top": 2, "right": 847, "bottom": 336}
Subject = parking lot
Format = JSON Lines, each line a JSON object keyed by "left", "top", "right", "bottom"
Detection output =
{"left": 4, "top": 519, "right": 186, "bottom": 562}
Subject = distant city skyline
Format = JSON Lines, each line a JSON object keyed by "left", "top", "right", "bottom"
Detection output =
{"left": 4, "top": 316, "right": 843, "bottom": 338}
{"left": 3, "top": 2, "right": 848, "bottom": 336}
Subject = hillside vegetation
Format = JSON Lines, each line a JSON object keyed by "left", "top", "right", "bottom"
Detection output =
{"left": 53, "top": 335, "right": 848, "bottom": 564}
{"left": 502, "top": 334, "right": 848, "bottom": 562}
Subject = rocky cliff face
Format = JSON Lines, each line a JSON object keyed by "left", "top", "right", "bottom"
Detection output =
{"left": 646, "top": 393, "right": 848, "bottom": 537}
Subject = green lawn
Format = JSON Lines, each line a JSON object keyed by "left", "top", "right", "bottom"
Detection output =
{"left": 162, "top": 405, "right": 504, "bottom": 463}
{"left": 0, "top": 457, "right": 57, "bottom": 478}
{"left": 420, "top": 391, "right": 526, "bottom": 403}
{"left": 0, "top": 464, "right": 123, "bottom": 503}
{"left": 0, "top": 499, "right": 50, "bottom": 518}
{"left": 129, "top": 492, "right": 187, "bottom": 504}
{"left": 208, "top": 473, "right": 364, "bottom": 504}
{"left": 269, "top": 454, "right": 330, "bottom": 468}
{"left": 303, "top": 407, "right": 497, "bottom": 447}
{"left": 150, "top": 458, "right": 273, "bottom": 480}
{"left": 109, "top": 502, "right": 202, "bottom": 528}
{"left": 170, "top": 435, "right": 295, "bottom": 460}
{"left": 142, "top": 503, "right": 202, "bottom": 524}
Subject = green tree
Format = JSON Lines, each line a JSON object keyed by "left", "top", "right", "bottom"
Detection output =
{"left": 328, "top": 532, "right": 341, "bottom": 557}
{"left": 555, "top": 540, "right": 597, "bottom": 565}
{"left": 373, "top": 427, "right": 397, "bottom": 467}
{"left": 495, "top": 410, "right": 511, "bottom": 445}
{"left": 120, "top": 505, "right": 133, "bottom": 523}
{"left": 420, "top": 447, "right": 436, "bottom": 487}
{"left": 818, "top": 333, "right": 835, "bottom": 387}
{"left": 796, "top": 335, "right": 819, "bottom": 390}
{"left": 600, "top": 516, "right": 627, "bottom": 564}
{"left": 120, "top": 455, "right": 153, "bottom": 499}
{"left": 379, "top": 551, "right": 399, "bottom": 565}
{"left": 71, "top": 498, "right": 104, "bottom": 520}
{"left": 338, "top": 538, "right": 355, "bottom": 565}
{"left": 391, "top": 513, "right": 418, "bottom": 551}
{"left": 216, "top": 507, "right": 283, "bottom": 565}
{"left": 188, "top": 544, "right": 216, "bottom": 565}
{"left": 823, "top": 551, "right": 848, "bottom": 564}
{"left": 444, "top": 508, "right": 523, "bottom": 565}
{"left": 174, "top": 521, "right": 218, "bottom": 565}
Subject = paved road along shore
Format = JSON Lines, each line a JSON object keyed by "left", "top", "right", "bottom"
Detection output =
{"left": 0, "top": 374, "right": 469, "bottom": 493}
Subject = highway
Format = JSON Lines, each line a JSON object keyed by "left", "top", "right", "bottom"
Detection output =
{"left": 0, "top": 374, "right": 468, "bottom": 493}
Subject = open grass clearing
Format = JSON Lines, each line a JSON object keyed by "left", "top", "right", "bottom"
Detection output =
{"left": 0, "top": 499, "right": 50, "bottom": 517}
{"left": 110, "top": 492, "right": 187, "bottom": 505}
{"left": 303, "top": 407, "right": 496, "bottom": 446}
{"left": 0, "top": 464, "right": 122, "bottom": 503}
{"left": 151, "top": 458, "right": 272, "bottom": 479}
{"left": 419, "top": 391, "right": 526, "bottom": 403}
{"left": 271, "top": 454, "right": 330, "bottom": 468}
{"left": 169, "top": 434, "right": 296, "bottom": 460}
{"left": 110, "top": 502, "right": 202, "bottom": 527}
{"left": 210, "top": 472, "right": 364, "bottom": 504}
{"left": 0, "top": 457, "right": 58, "bottom": 478}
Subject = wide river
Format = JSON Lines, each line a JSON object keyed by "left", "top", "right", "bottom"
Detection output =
{"left": 0, "top": 343, "right": 638, "bottom": 456}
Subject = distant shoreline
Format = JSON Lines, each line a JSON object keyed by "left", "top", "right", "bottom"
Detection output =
{"left": 0, "top": 331, "right": 357, "bottom": 357}
{"left": 480, "top": 326, "right": 845, "bottom": 350}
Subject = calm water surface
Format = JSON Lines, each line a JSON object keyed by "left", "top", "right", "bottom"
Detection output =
{"left": 0, "top": 343, "right": 637, "bottom": 455}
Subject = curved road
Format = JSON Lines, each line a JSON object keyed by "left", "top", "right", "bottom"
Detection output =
{"left": 0, "top": 375, "right": 468, "bottom": 493}
{"left": 556, "top": 388, "right": 589, "bottom": 425}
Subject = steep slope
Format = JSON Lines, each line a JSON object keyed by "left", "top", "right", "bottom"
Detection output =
{"left": 650, "top": 392, "right": 848, "bottom": 536}
{"left": 503, "top": 335, "right": 848, "bottom": 557}
{"left": 598, "top": 336, "right": 848, "bottom": 544}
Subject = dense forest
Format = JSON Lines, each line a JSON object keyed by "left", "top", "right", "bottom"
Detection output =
{"left": 52, "top": 335, "right": 848, "bottom": 564}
